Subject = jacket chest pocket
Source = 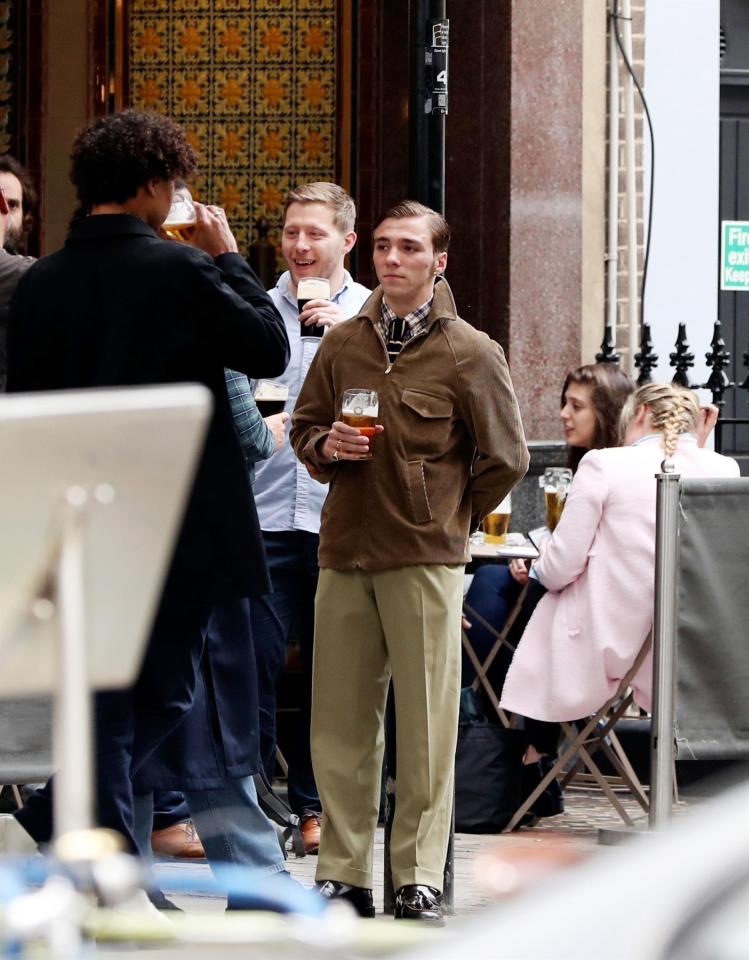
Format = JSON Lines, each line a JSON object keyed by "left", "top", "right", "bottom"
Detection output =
{"left": 400, "top": 389, "right": 454, "bottom": 524}
{"left": 400, "top": 389, "right": 454, "bottom": 456}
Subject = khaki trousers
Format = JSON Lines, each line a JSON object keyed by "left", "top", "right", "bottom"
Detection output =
{"left": 311, "top": 564, "right": 463, "bottom": 891}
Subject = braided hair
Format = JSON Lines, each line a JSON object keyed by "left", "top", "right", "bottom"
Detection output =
{"left": 619, "top": 383, "right": 700, "bottom": 457}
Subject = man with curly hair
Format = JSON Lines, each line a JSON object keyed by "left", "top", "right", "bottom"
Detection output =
{"left": 5, "top": 111, "right": 291, "bottom": 899}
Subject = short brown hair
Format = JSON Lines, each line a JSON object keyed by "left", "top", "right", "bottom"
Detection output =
{"left": 283, "top": 182, "right": 356, "bottom": 234}
{"left": 374, "top": 200, "right": 450, "bottom": 253}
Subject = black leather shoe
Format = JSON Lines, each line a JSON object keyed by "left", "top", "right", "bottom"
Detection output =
{"left": 314, "top": 879, "right": 375, "bottom": 918}
{"left": 394, "top": 885, "right": 444, "bottom": 925}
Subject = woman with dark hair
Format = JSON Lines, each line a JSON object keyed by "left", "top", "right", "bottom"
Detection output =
{"left": 560, "top": 363, "right": 638, "bottom": 471}
{"left": 501, "top": 383, "right": 739, "bottom": 761}
{"left": 462, "top": 363, "right": 636, "bottom": 690}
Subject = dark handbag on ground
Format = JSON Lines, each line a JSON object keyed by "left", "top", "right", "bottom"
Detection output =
{"left": 455, "top": 689, "right": 525, "bottom": 833}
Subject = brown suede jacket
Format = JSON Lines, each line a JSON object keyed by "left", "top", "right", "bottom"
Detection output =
{"left": 290, "top": 278, "right": 529, "bottom": 571}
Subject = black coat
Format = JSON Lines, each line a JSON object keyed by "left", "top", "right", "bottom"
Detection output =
{"left": 6, "top": 214, "right": 290, "bottom": 600}
{"left": 6, "top": 214, "right": 290, "bottom": 790}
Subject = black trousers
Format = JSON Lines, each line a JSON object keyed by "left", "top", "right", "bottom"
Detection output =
{"left": 15, "top": 589, "right": 211, "bottom": 850}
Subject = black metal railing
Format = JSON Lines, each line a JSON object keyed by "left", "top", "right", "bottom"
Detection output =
{"left": 596, "top": 320, "right": 749, "bottom": 455}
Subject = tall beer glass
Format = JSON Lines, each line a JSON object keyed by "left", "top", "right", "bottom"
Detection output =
{"left": 543, "top": 467, "right": 573, "bottom": 531}
{"left": 297, "top": 277, "right": 330, "bottom": 338}
{"left": 341, "top": 388, "right": 379, "bottom": 459}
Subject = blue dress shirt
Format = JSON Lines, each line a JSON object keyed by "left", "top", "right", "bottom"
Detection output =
{"left": 253, "top": 270, "right": 372, "bottom": 533}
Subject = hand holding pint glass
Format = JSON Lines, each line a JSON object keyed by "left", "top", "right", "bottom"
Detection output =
{"left": 297, "top": 277, "right": 331, "bottom": 338}
{"left": 162, "top": 187, "right": 197, "bottom": 243}
{"left": 341, "top": 388, "right": 379, "bottom": 460}
{"left": 542, "top": 467, "right": 572, "bottom": 531}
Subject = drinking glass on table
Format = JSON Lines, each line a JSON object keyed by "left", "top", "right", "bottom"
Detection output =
{"left": 297, "top": 276, "right": 331, "bottom": 338}
{"left": 162, "top": 187, "right": 197, "bottom": 243}
{"left": 341, "top": 388, "right": 379, "bottom": 460}
{"left": 482, "top": 493, "right": 512, "bottom": 544}
{"left": 542, "top": 467, "right": 573, "bottom": 531}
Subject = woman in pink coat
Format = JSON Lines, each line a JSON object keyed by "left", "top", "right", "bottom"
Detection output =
{"left": 500, "top": 383, "right": 739, "bottom": 735}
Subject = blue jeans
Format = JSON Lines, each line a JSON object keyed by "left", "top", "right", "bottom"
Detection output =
{"left": 135, "top": 778, "right": 285, "bottom": 908}
{"left": 462, "top": 564, "right": 523, "bottom": 688}
{"left": 250, "top": 531, "right": 320, "bottom": 816}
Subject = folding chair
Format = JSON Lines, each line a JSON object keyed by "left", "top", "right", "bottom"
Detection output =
{"left": 461, "top": 583, "right": 529, "bottom": 729}
{"left": 502, "top": 635, "right": 653, "bottom": 832}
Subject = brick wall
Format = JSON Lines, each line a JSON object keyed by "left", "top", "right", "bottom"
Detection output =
{"left": 607, "top": 1, "right": 647, "bottom": 371}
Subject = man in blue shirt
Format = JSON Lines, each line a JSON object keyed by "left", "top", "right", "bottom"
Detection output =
{"left": 252, "top": 183, "right": 371, "bottom": 853}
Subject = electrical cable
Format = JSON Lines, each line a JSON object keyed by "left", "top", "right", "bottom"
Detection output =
{"left": 611, "top": 0, "right": 655, "bottom": 330}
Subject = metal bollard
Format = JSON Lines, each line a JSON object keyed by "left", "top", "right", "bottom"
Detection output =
{"left": 649, "top": 460, "right": 681, "bottom": 829}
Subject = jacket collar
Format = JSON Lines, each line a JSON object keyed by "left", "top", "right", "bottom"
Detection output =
{"left": 66, "top": 214, "right": 160, "bottom": 244}
{"left": 356, "top": 275, "right": 459, "bottom": 329}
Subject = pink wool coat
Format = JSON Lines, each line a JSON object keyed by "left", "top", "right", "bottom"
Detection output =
{"left": 500, "top": 434, "right": 739, "bottom": 721}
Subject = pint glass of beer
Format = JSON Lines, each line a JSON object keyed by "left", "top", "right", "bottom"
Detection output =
{"left": 297, "top": 276, "right": 331, "bottom": 338}
{"left": 482, "top": 493, "right": 512, "bottom": 543}
{"left": 542, "top": 467, "right": 573, "bottom": 531}
{"left": 254, "top": 380, "right": 289, "bottom": 417}
{"left": 341, "top": 388, "right": 378, "bottom": 459}
{"left": 162, "top": 187, "right": 197, "bottom": 243}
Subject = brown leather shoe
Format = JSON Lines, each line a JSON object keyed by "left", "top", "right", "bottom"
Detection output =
{"left": 300, "top": 812, "right": 321, "bottom": 855}
{"left": 151, "top": 820, "right": 205, "bottom": 859}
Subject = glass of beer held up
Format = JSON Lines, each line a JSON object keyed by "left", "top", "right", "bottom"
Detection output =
{"left": 482, "top": 493, "right": 512, "bottom": 543}
{"left": 341, "top": 388, "right": 379, "bottom": 459}
{"left": 542, "top": 467, "right": 573, "bottom": 531}
{"left": 254, "top": 380, "right": 289, "bottom": 417}
{"left": 297, "top": 276, "right": 331, "bottom": 338}
{"left": 162, "top": 187, "right": 197, "bottom": 243}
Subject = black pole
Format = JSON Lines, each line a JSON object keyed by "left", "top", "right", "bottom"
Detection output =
{"left": 409, "top": 1, "right": 449, "bottom": 213}
{"left": 384, "top": 2, "right": 453, "bottom": 915}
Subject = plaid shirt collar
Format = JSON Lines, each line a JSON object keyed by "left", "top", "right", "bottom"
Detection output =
{"left": 378, "top": 295, "right": 434, "bottom": 344}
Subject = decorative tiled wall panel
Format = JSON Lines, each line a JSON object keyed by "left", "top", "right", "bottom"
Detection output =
{"left": 129, "top": 0, "right": 337, "bottom": 257}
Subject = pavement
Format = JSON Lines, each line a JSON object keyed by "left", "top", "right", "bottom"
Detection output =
{"left": 157, "top": 788, "right": 653, "bottom": 916}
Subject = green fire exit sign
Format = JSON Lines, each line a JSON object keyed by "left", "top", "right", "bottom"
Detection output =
{"left": 721, "top": 220, "right": 749, "bottom": 290}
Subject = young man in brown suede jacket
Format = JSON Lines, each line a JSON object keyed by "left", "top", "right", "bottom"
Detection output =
{"left": 290, "top": 201, "right": 528, "bottom": 924}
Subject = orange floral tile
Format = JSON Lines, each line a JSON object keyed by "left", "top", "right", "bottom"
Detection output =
{"left": 132, "top": 72, "right": 167, "bottom": 110}
{"left": 297, "top": 123, "right": 333, "bottom": 167}
{"left": 255, "top": 69, "right": 291, "bottom": 114}
{"left": 215, "top": 123, "right": 249, "bottom": 165}
{"left": 176, "top": 75, "right": 207, "bottom": 110}
{"left": 131, "top": 21, "right": 168, "bottom": 62}
{"left": 215, "top": 179, "right": 244, "bottom": 213}
{"left": 175, "top": 20, "right": 211, "bottom": 62}
{"left": 296, "top": 18, "right": 335, "bottom": 64}
{"left": 297, "top": 70, "right": 334, "bottom": 114}
{"left": 216, "top": 21, "right": 249, "bottom": 59}
{"left": 218, "top": 76, "right": 245, "bottom": 109}
{"left": 257, "top": 126, "right": 290, "bottom": 167}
